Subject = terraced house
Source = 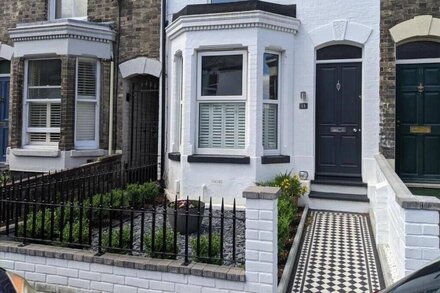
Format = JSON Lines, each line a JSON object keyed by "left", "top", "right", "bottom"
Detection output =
{"left": 0, "top": 0, "right": 162, "bottom": 173}
{"left": 1, "top": 0, "right": 440, "bottom": 291}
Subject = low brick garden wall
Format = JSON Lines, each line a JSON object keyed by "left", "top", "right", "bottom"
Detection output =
{"left": 370, "top": 154, "right": 440, "bottom": 284}
{"left": 0, "top": 241, "right": 245, "bottom": 293}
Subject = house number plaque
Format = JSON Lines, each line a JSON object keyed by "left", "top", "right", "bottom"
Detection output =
{"left": 410, "top": 126, "right": 431, "bottom": 134}
{"left": 299, "top": 103, "right": 308, "bottom": 109}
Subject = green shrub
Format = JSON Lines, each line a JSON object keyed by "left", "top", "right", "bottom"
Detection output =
{"left": 126, "top": 182, "right": 161, "bottom": 206}
{"left": 62, "top": 218, "right": 90, "bottom": 244}
{"left": 18, "top": 208, "right": 64, "bottom": 238}
{"left": 102, "top": 227, "right": 132, "bottom": 251}
{"left": 191, "top": 234, "right": 222, "bottom": 265}
{"left": 258, "top": 171, "right": 307, "bottom": 199}
{"left": 277, "top": 194, "right": 297, "bottom": 250}
{"left": 145, "top": 229, "right": 177, "bottom": 259}
{"left": 258, "top": 172, "right": 304, "bottom": 251}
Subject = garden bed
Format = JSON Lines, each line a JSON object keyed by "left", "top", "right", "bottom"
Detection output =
{"left": 89, "top": 206, "right": 246, "bottom": 265}
{"left": 13, "top": 182, "right": 246, "bottom": 266}
{"left": 256, "top": 172, "right": 308, "bottom": 282}
{"left": 278, "top": 207, "right": 304, "bottom": 281}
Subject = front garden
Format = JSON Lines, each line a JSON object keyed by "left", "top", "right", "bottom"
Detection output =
{"left": 14, "top": 181, "right": 245, "bottom": 266}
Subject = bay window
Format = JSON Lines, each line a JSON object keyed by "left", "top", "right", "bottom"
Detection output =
{"left": 262, "top": 52, "right": 280, "bottom": 152}
{"left": 49, "top": 0, "right": 87, "bottom": 19}
{"left": 75, "top": 59, "right": 99, "bottom": 149}
{"left": 197, "top": 51, "right": 246, "bottom": 153}
{"left": 25, "top": 60, "right": 61, "bottom": 146}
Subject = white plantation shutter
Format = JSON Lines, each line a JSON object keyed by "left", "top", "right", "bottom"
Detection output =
{"left": 263, "top": 103, "right": 278, "bottom": 150}
{"left": 26, "top": 60, "right": 61, "bottom": 145}
{"left": 76, "top": 59, "right": 99, "bottom": 148}
{"left": 77, "top": 61, "right": 97, "bottom": 99}
{"left": 50, "top": 104, "right": 61, "bottom": 127}
{"left": 199, "top": 103, "right": 245, "bottom": 149}
{"left": 29, "top": 104, "right": 47, "bottom": 128}
{"left": 76, "top": 102, "right": 96, "bottom": 140}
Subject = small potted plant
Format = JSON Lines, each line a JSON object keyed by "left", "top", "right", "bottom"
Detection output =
{"left": 167, "top": 199, "right": 205, "bottom": 235}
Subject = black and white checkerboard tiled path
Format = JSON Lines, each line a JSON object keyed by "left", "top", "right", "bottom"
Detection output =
{"left": 291, "top": 211, "right": 384, "bottom": 293}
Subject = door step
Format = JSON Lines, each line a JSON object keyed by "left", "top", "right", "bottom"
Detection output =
{"left": 301, "top": 182, "right": 370, "bottom": 213}
{"left": 311, "top": 183, "right": 367, "bottom": 196}
{"left": 309, "top": 191, "right": 369, "bottom": 202}
{"left": 312, "top": 177, "right": 366, "bottom": 187}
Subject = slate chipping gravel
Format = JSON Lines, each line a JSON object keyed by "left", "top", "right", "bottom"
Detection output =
{"left": 91, "top": 206, "right": 245, "bottom": 265}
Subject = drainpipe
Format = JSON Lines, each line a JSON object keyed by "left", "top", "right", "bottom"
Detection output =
{"left": 108, "top": 61, "right": 115, "bottom": 155}
{"left": 160, "top": 0, "right": 167, "bottom": 185}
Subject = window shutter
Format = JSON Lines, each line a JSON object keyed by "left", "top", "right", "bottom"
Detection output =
{"left": 77, "top": 61, "right": 97, "bottom": 99}
{"left": 263, "top": 104, "right": 278, "bottom": 150}
{"left": 29, "top": 104, "right": 47, "bottom": 128}
{"left": 76, "top": 59, "right": 98, "bottom": 146}
{"left": 199, "top": 103, "right": 245, "bottom": 149}
{"left": 76, "top": 102, "right": 96, "bottom": 141}
{"left": 50, "top": 104, "right": 61, "bottom": 128}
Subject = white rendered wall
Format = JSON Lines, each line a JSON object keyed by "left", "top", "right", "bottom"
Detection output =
{"left": 165, "top": 0, "right": 381, "bottom": 201}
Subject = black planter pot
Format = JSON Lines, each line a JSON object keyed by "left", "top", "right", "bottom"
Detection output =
{"left": 167, "top": 201, "right": 205, "bottom": 235}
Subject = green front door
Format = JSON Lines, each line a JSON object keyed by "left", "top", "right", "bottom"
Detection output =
{"left": 397, "top": 63, "right": 440, "bottom": 182}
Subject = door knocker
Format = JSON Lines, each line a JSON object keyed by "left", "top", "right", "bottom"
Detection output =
{"left": 336, "top": 80, "right": 341, "bottom": 92}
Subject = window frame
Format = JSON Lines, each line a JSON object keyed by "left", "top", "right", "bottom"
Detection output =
{"left": 74, "top": 58, "right": 100, "bottom": 150}
{"left": 196, "top": 50, "right": 248, "bottom": 155}
{"left": 23, "top": 58, "right": 62, "bottom": 148}
{"left": 48, "top": 0, "right": 88, "bottom": 20}
{"left": 262, "top": 51, "right": 281, "bottom": 155}
{"left": 173, "top": 52, "right": 184, "bottom": 153}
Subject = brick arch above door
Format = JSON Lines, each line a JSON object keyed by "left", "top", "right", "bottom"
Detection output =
{"left": 309, "top": 20, "right": 373, "bottom": 48}
{"left": 390, "top": 15, "right": 440, "bottom": 44}
{"left": 0, "top": 43, "right": 13, "bottom": 61}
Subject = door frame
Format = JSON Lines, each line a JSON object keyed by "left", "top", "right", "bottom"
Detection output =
{"left": 396, "top": 60, "right": 440, "bottom": 182}
{"left": 314, "top": 58, "right": 363, "bottom": 179}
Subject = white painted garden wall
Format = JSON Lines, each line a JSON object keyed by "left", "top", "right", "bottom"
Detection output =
{"left": 164, "top": 0, "right": 381, "bottom": 202}
{"left": 369, "top": 154, "right": 440, "bottom": 282}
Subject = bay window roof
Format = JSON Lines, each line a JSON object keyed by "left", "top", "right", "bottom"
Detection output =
{"left": 9, "top": 19, "right": 115, "bottom": 59}
{"left": 173, "top": 0, "right": 296, "bottom": 21}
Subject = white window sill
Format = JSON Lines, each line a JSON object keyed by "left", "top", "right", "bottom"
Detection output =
{"left": 70, "top": 149, "right": 106, "bottom": 158}
{"left": 11, "top": 148, "right": 60, "bottom": 158}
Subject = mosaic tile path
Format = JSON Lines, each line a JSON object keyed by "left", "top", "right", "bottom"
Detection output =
{"left": 291, "top": 211, "right": 384, "bottom": 293}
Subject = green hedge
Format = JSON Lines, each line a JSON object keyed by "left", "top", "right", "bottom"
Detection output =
{"left": 102, "top": 227, "right": 132, "bottom": 251}
{"left": 18, "top": 182, "right": 162, "bottom": 241}
{"left": 191, "top": 234, "right": 222, "bottom": 265}
{"left": 144, "top": 229, "right": 177, "bottom": 259}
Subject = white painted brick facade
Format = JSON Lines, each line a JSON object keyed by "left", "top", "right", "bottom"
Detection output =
{"left": 165, "top": 0, "right": 381, "bottom": 203}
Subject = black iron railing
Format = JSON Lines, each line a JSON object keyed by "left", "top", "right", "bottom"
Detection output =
{"left": 0, "top": 158, "right": 245, "bottom": 266}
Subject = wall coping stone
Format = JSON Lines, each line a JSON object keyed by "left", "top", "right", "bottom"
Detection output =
{"left": 242, "top": 186, "right": 281, "bottom": 200}
{"left": 375, "top": 154, "right": 440, "bottom": 211}
{"left": 0, "top": 241, "right": 245, "bottom": 282}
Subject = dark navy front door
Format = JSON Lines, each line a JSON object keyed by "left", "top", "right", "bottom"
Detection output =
{"left": 316, "top": 63, "right": 362, "bottom": 178}
{"left": 0, "top": 77, "right": 9, "bottom": 163}
{"left": 397, "top": 63, "right": 440, "bottom": 182}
